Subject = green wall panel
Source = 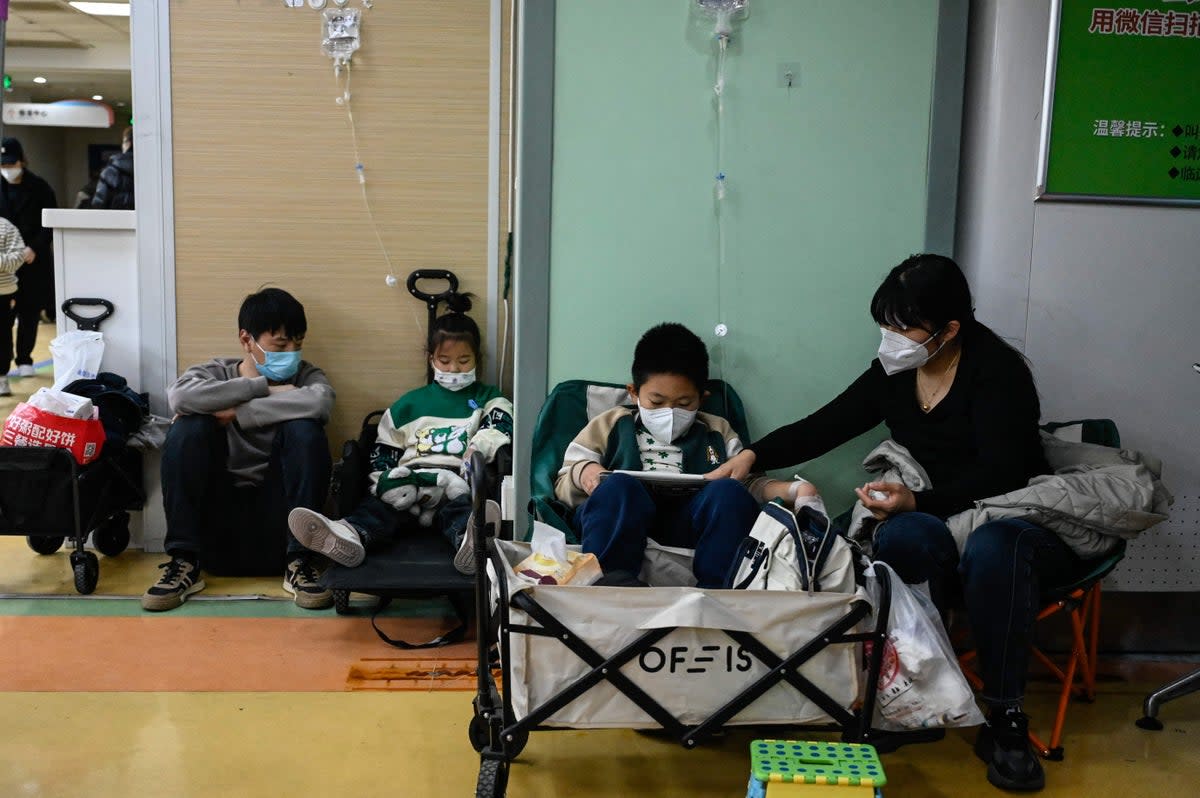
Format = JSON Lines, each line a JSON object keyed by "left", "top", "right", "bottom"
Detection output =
{"left": 549, "top": 0, "right": 941, "bottom": 508}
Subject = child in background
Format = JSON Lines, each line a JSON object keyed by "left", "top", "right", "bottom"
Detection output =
{"left": 289, "top": 293, "right": 513, "bottom": 575}
{"left": 0, "top": 217, "right": 29, "bottom": 396}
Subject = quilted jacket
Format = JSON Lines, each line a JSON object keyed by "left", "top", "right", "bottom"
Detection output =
{"left": 848, "top": 433, "right": 1172, "bottom": 559}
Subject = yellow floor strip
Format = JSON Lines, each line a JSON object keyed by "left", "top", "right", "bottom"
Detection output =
{"left": 0, "top": 534, "right": 289, "bottom": 598}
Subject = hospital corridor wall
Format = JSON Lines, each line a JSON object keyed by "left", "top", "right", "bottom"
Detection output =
{"left": 537, "top": 0, "right": 964, "bottom": 509}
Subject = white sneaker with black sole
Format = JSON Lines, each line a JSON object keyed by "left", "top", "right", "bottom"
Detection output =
{"left": 0, "top": 377, "right": 10, "bottom": 397}
{"left": 287, "top": 507, "right": 366, "bottom": 567}
{"left": 455, "top": 499, "right": 501, "bottom": 576}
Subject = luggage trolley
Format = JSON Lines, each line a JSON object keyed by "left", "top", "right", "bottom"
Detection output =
{"left": 462, "top": 451, "right": 930, "bottom": 798}
{"left": 0, "top": 298, "right": 146, "bottom": 594}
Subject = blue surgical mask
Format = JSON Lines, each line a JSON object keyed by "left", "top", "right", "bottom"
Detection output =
{"left": 254, "top": 341, "right": 302, "bottom": 382}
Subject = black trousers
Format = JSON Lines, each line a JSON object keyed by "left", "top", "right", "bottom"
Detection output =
{"left": 1, "top": 293, "right": 15, "bottom": 375}
{"left": 12, "top": 265, "right": 45, "bottom": 366}
{"left": 160, "top": 414, "right": 331, "bottom": 574}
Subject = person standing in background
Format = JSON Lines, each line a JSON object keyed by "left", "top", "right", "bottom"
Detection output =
{"left": 91, "top": 127, "right": 135, "bottom": 210}
{"left": 0, "top": 217, "right": 28, "bottom": 396}
{"left": 0, "top": 137, "right": 58, "bottom": 364}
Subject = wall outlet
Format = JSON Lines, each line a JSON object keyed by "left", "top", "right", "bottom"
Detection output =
{"left": 777, "top": 62, "right": 802, "bottom": 89}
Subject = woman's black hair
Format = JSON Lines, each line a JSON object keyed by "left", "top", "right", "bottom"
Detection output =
{"left": 428, "top": 292, "right": 482, "bottom": 359}
{"left": 870, "top": 253, "right": 975, "bottom": 336}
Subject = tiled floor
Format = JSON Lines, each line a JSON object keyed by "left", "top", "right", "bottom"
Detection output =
{"left": 2, "top": 323, "right": 1198, "bottom": 796}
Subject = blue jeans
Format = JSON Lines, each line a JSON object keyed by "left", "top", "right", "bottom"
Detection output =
{"left": 873, "top": 511, "right": 1088, "bottom": 706}
{"left": 574, "top": 474, "right": 759, "bottom": 588}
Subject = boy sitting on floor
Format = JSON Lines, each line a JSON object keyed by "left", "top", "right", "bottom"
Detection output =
{"left": 554, "top": 322, "right": 766, "bottom": 588}
{"left": 142, "top": 288, "right": 335, "bottom": 612}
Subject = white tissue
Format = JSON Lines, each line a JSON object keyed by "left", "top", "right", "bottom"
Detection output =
{"left": 530, "top": 521, "right": 569, "bottom": 564}
{"left": 27, "top": 388, "right": 95, "bottom": 420}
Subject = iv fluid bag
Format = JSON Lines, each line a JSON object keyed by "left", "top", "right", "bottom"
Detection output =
{"left": 322, "top": 8, "right": 362, "bottom": 63}
{"left": 695, "top": 0, "right": 749, "bottom": 36}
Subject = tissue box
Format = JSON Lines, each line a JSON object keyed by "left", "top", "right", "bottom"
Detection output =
{"left": 27, "top": 388, "right": 95, "bottom": 420}
{"left": 513, "top": 550, "right": 602, "bottom": 586}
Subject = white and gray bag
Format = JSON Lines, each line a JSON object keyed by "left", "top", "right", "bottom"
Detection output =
{"left": 728, "top": 497, "right": 856, "bottom": 594}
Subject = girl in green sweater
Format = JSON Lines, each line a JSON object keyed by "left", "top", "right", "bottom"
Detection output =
{"left": 288, "top": 294, "right": 512, "bottom": 575}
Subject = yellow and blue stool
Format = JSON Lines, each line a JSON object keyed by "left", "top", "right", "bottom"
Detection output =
{"left": 746, "top": 740, "right": 886, "bottom": 797}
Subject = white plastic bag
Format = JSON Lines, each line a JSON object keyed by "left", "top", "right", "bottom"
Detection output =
{"left": 865, "top": 561, "right": 984, "bottom": 730}
{"left": 50, "top": 330, "right": 104, "bottom": 391}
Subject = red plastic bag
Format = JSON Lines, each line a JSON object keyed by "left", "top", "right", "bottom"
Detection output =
{"left": 1, "top": 401, "right": 106, "bottom": 465}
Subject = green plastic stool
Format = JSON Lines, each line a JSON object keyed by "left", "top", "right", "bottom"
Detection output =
{"left": 746, "top": 740, "right": 886, "bottom": 797}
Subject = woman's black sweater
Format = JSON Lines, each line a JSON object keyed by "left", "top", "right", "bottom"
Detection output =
{"left": 749, "top": 327, "right": 1049, "bottom": 519}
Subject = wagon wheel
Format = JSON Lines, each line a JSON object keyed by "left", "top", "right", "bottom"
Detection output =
{"left": 26, "top": 536, "right": 65, "bottom": 555}
{"left": 93, "top": 512, "right": 132, "bottom": 557}
{"left": 468, "top": 714, "right": 490, "bottom": 753}
{"left": 71, "top": 550, "right": 99, "bottom": 594}
{"left": 475, "top": 759, "right": 508, "bottom": 798}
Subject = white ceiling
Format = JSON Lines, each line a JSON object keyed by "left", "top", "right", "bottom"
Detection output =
{"left": 3, "top": 0, "right": 131, "bottom": 108}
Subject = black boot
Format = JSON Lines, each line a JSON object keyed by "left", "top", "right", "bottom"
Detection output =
{"left": 973, "top": 705, "right": 1045, "bottom": 792}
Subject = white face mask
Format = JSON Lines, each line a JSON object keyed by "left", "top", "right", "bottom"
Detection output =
{"left": 1, "top": 167, "right": 22, "bottom": 183}
{"left": 877, "top": 327, "right": 946, "bottom": 376}
{"left": 433, "top": 366, "right": 475, "bottom": 391}
{"left": 638, "top": 404, "right": 697, "bottom": 443}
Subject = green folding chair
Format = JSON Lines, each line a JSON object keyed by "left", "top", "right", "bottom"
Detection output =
{"left": 528, "top": 379, "right": 750, "bottom": 542}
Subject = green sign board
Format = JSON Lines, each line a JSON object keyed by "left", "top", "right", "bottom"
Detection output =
{"left": 1038, "top": 0, "right": 1200, "bottom": 204}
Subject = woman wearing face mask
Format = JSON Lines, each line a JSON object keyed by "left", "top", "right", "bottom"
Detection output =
{"left": 289, "top": 292, "right": 513, "bottom": 577}
{"left": 0, "top": 137, "right": 59, "bottom": 361}
{"left": 708, "top": 254, "right": 1073, "bottom": 793}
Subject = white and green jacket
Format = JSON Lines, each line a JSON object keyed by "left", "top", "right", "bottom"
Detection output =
{"left": 370, "top": 381, "right": 513, "bottom": 499}
{"left": 0, "top": 218, "right": 27, "bottom": 296}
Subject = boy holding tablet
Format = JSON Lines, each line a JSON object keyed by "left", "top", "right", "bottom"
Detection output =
{"left": 554, "top": 323, "right": 759, "bottom": 588}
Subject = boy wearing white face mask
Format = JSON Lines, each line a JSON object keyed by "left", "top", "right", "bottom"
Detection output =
{"left": 288, "top": 293, "right": 513, "bottom": 577}
{"left": 554, "top": 323, "right": 760, "bottom": 589}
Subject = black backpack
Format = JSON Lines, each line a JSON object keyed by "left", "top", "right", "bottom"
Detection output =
{"left": 64, "top": 372, "right": 149, "bottom": 450}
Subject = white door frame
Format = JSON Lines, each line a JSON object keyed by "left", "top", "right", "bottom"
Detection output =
{"left": 129, "top": 0, "right": 177, "bottom": 417}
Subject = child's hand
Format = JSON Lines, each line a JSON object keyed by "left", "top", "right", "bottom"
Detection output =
{"left": 854, "top": 481, "right": 915, "bottom": 520}
{"left": 460, "top": 446, "right": 478, "bottom": 476}
{"left": 22, "top": 247, "right": 34, "bottom": 264}
{"left": 579, "top": 462, "right": 607, "bottom": 495}
{"left": 705, "top": 449, "right": 756, "bottom": 481}
{"left": 212, "top": 407, "right": 238, "bottom": 426}
{"left": 788, "top": 479, "right": 819, "bottom": 501}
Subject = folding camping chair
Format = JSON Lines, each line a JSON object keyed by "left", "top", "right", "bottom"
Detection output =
{"left": 958, "top": 418, "right": 1127, "bottom": 760}
{"left": 528, "top": 378, "right": 750, "bottom": 539}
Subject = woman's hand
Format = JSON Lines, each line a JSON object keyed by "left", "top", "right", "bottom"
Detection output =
{"left": 579, "top": 462, "right": 607, "bottom": 495}
{"left": 705, "top": 449, "right": 756, "bottom": 481}
{"left": 854, "top": 481, "right": 915, "bottom": 520}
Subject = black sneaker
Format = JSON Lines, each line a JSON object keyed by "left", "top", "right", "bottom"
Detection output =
{"left": 284, "top": 555, "right": 333, "bottom": 610}
{"left": 142, "top": 556, "right": 205, "bottom": 612}
{"left": 974, "top": 707, "right": 1045, "bottom": 792}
